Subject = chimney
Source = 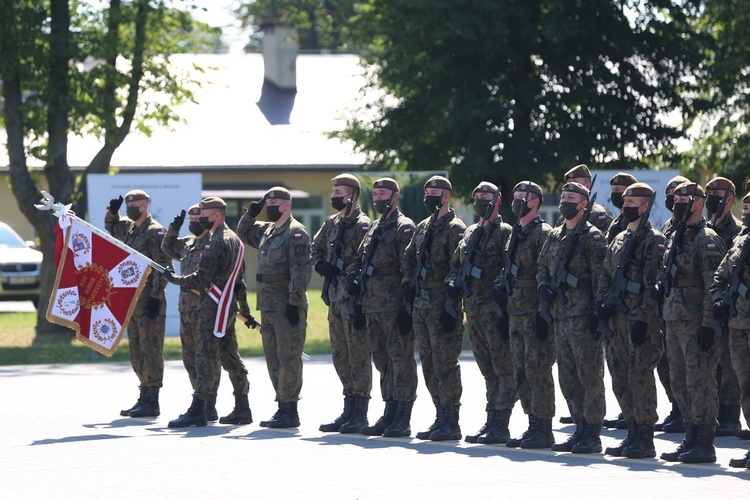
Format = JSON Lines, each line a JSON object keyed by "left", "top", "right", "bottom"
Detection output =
{"left": 261, "top": 21, "right": 299, "bottom": 90}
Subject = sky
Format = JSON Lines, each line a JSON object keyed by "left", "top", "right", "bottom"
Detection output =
{"left": 188, "top": 0, "right": 247, "bottom": 53}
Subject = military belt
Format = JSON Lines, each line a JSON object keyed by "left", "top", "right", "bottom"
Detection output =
{"left": 418, "top": 280, "right": 445, "bottom": 289}
{"left": 671, "top": 277, "right": 701, "bottom": 288}
{"left": 473, "top": 278, "right": 494, "bottom": 285}
{"left": 371, "top": 266, "right": 400, "bottom": 276}
{"left": 511, "top": 278, "right": 537, "bottom": 288}
{"left": 256, "top": 273, "right": 290, "bottom": 283}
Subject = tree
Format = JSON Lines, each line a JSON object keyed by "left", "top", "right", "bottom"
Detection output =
{"left": 0, "top": 0, "right": 208, "bottom": 340}
{"left": 337, "top": 0, "right": 713, "bottom": 199}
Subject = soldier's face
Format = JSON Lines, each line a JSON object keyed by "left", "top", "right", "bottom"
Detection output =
{"left": 743, "top": 203, "right": 750, "bottom": 216}
{"left": 611, "top": 185, "right": 626, "bottom": 194}
{"left": 474, "top": 192, "right": 494, "bottom": 202}
{"left": 623, "top": 196, "right": 647, "bottom": 211}
{"left": 514, "top": 191, "right": 539, "bottom": 209}
{"left": 373, "top": 188, "right": 393, "bottom": 201}
{"left": 560, "top": 191, "right": 586, "bottom": 209}
{"left": 331, "top": 186, "right": 350, "bottom": 198}
{"left": 569, "top": 176, "right": 591, "bottom": 189}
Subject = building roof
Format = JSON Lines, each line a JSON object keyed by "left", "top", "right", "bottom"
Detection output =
{"left": 1, "top": 53, "right": 368, "bottom": 170}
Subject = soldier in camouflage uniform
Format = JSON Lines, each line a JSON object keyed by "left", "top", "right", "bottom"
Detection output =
{"left": 537, "top": 181, "right": 607, "bottom": 454}
{"left": 705, "top": 177, "right": 744, "bottom": 437}
{"left": 162, "top": 197, "right": 252, "bottom": 428}
{"left": 105, "top": 189, "right": 170, "bottom": 418}
{"left": 497, "top": 181, "right": 556, "bottom": 449}
{"left": 713, "top": 192, "right": 750, "bottom": 468}
{"left": 401, "top": 175, "right": 466, "bottom": 441}
{"left": 237, "top": 187, "right": 312, "bottom": 429}
{"left": 312, "top": 174, "right": 372, "bottom": 434}
{"left": 561, "top": 164, "right": 614, "bottom": 232}
{"left": 346, "top": 178, "right": 417, "bottom": 438}
{"left": 596, "top": 183, "right": 666, "bottom": 458}
{"left": 447, "top": 181, "right": 514, "bottom": 445}
{"left": 657, "top": 182, "right": 725, "bottom": 463}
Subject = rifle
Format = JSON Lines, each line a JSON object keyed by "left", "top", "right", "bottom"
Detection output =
{"left": 538, "top": 190, "right": 598, "bottom": 325}
{"left": 347, "top": 190, "right": 396, "bottom": 324}
{"left": 656, "top": 196, "right": 694, "bottom": 316}
{"left": 711, "top": 187, "right": 731, "bottom": 227}
{"left": 715, "top": 236, "right": 750, "bottom": 337}
{"left": 321, "top": 198, "right": 353, "bottom": 306}
{"left": 444, "top": 189, "right": 500, "bottom": 320}
{"left": 596, "top": 193, "right": 655, "bottom": 339}
{"left": 493, "top": 196, "right": 527, "bottom": 318}
{"left": 405, "top": 201, "right": 442, "bottom": 317}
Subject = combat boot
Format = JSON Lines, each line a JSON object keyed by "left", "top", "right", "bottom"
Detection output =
{"left": 120, "top": 388, "right": 144, "bottom": 417}
{"left": 521, "top": 417, "right": 555, "bottom": 449}
{"left": 728, "top": 450, "right": 750, "bottom": 468}
{"left": 168, "top": 395, "right": 207, "bottom": 428}
{"left": 265, "top": 402, "right": 300, "bottom": 428}
{"left": 361, "top": 400, "right": 398, "bottom": 436}
{"left": 715, "top": 404, "right": 741, "bottom": 437}
{"left": 339, "top": 397, "right": 369, "bottom": 434}
{"left": 506, "top": 415, "right": 535, "bottom": 448}
{"left": 430, "top": 405, "right": 461, "bottom": 441}
{"left": 319, "top": 396, "right": 354, "bottom": 432}
{"left": 477, "top": 409, "right": 510, "bottom": 444}
{"left": 206, "top": 395, "right": 218, "bottom": 422}
{"left": 605, "top": 420, "right": 637, "bottom": 456}
{"left": 678, "top": 424, "right": 716, "bottom": 463}
{"left": 129, "top": 387, "right": 160, "bottom": 418}
{"left": 552, "top": 420, "right": 586, "bottom": 452}
{"left": 603, "top": 412, "right": 625, "bottom": 429}
{"left": 416, "top": 405, "right": 445, "bottom": 440}
{"left": 465, "top": 405, "right": 496, "bottom": 443}
{"left": 571, "top": 422, "right": 602, "bottom": 454}
{"left": 655, "top": 403, "right": 683, "bottom": 432}
{"left": 622, "top": 423, "right": 656, "bottom": 459}
{"left": 660, "top": 423, "right": 696, "bottom": 461}
{"left": 382, "top": 401, "right": 413, "bottom": 438}
{"left": 736, "top": 429, "right": 750, "bottom": 440}
{"left": 219, "top": 394, "right": 253, "bottom": 425}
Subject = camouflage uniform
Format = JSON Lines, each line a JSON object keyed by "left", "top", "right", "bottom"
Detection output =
{"left": 537, "top": 222, "right": 607, "bottom": 425}
{"left": 169, "top": 223, "right": 250, "bottom": 401}
{"left": 589, "top": 202, "right": 614, "bottom": 233}
{"left": 311, "top": 208, "right": 372, "bottom": 398}
{"left": 505, "top": 216, "right": 555, "bottom": 420}
{"left": 402, "top": 209, "right": 466, "bottom": 408}
{"left": 661, "top": 220, "right": 725, "bottom": 426}
{"left": 105, "top": 212, "right": 170, "bottom": 389}
{"left": 237, "top": 212, "right": 311, "bottom": 403}
{"left": 605, "top": 214, "right": 629, "bottom": 245}
{"left": 348, "top": 209, "right": 416, "bottom": 403}
{"left": 656, "top": 217, "right": 679, "bottom": 410}
{"left": 448, "top": 217, "right": 513, "bottom": 413}
{"left": 597, "top": 224, "right": 666, "bottom": 426}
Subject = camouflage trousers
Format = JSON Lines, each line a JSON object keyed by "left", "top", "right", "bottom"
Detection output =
{"left": 605, "top": 313, "right": 663, "bottom": 425}
{"left": 467, "top": 307, "right": 515, "bottom": 412}
{"left": 194, "top": 303, "right": 249, "bottom": 401}
{"left": 508, "top": 312, "right": 556, "bottom": 419}
{"left": 366, "top": 311, "right": 417, "bottom": 403}
{"left": 179, "top": 303, "right": 200, "bottom": 390}
{"left": 127, "top": 293, "right": 166, "bottom": 388}
{"left": 665, "top": 320, "right": 720, "bottom": 425}
{"left": 729, "top": 328, "right": 750, "bottom": 426}
{"left": 554, "top": 314, "right": 606, "bottom": 424}
{"left": 717, "top": 333, "right": 742, "bottom": 405}
{"left": 260, "top": 308, "right": 307, "bottom": 403}
{"left": 328, "top": 299, "right": 372, "bottom": 398}
{"left": 656, "top": 319, "right": 676, "bottom": 405}
{"left": 413, "top": 301, "right": 463, "bottom": 408}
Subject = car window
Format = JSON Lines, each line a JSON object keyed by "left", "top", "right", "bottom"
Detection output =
{"left": 0, "top": 226, "right": 27, "bottom": 249}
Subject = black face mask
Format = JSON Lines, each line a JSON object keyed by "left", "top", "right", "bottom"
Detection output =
{"left": 331, "top": 196, "right": 347, "bottom": 211}
{"left": 611, "top": 192, "right": 624, "bottom": 210}
{"left": 665, "top": 194, "right": 675, "bottom": 212}
{"left": 705, "top": 194, "right": 722, "bottom": 214}
{"left": 559, "top": 202, "right": 580, "bottom": 221}
{"left": 622, "top": 206, "right": 642, "bottom": 223}
{"left": 672, "top": 202, "right": 688, "bottom": 222}
{"left": 511, "top": 199, "right": 531, "bottom": 218}
{"left": 373, "top": 200, "right": 391, "bottom": 214}
{"left": 743, "top": 213, "right": 750, "bottom": 227}
{"left": 126, "top": 206, "right": 142, "bottom": 221}
{"left": 199, "top": 216, "right": 213, "bottom": 231}
{"left": 423, "top": 195, "right": 442, "bottom": 214}
{"left": 189, "top": 221, "right": 205, "bottom": 236}
{"left": 266, "top": 206, "right": 282, "bottom": 222}
{"left": 474, "top": 199, "right": 491, "bottom": 217}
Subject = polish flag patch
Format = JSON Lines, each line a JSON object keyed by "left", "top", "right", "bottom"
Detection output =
{"left": 403, "top": 228, "right": 413, "bottom": 235}
{"left": 293, "top": 232, "right": 303, "bottom": 239}
{"left": 458, "top": 232, "right": 465, "bottom": 239}
{"left": 657, "top": 243, "right": 666, "bottom": 251}
{"left": 598, "top": 213, "right": 607, "bottom": 220}
{"left": 156, "top": 230, "right": 165, "bottom": 237}
{"left": 707, "top": 242, "right": 717, "bottom": 250}
{"left": 204, "top": 244, "right": 212, "bottom": 250}
{"left": 361, "top": 224, "right": 370, "bottom": 232}
{"left": 592, "top": 233, "right": 602, "bottom": 241}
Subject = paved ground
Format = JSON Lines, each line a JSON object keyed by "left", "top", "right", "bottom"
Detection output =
{"left": 1, "top": 351, "right": 749, "bottom": 499}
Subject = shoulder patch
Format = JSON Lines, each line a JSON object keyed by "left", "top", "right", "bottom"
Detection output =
{"left": 361, "top": 223, "right": 370, "bottom": 232}
{"left": 598, "top": 213, "right": 607, "bottom": 220}
{"left": 707, "top": 242, "right": 717, "bottom": 251}
{"left": 458, "top": 232, "right": 465, "bottom": 239}
{"left": 403, "top": 227, "right": 413, "bottom": 235}
{"left": 204, "top": 244, "right": 212, "bottom": 250}
{"left": 592, "top": 233, "right": 602, "bottom": 241}
{"left": 657, "top": 243, "right": 666, "bottom": 252}
{"left": 293, "top": 232, "right": 303, "bottom": 240}
{"left": 156, "top": 230, "right": 165, "bottom": 237}
{"left": 294, "top": 245, "right": 307, "bottom": 256}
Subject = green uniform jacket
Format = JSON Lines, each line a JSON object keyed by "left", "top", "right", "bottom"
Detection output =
{"left": 711, "top": 233, "right": 750, "bottom": 329}
{"left": 505, "top": 216, "right": 552, "bottom": 316}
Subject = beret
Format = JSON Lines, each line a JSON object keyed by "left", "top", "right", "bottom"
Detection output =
{"left": 513, "top": 181, "right": 543, "bottom": 197}
{"left": 705, "top": 176, "right": 735, "bottom": 193}
{"left": 332, "top": 174, "right": 360, "bottom": 190}
{"left": 373, "top": 178, "right": 400, "bottom": 192}
{"left": 200, "top": 196, "right": 227, "bottom": 210}
{"left": 472, "top": 181, "right": 499, "bottom": 197}
{"left": 666, "top": 175, "right": 689, "bottom": 194}
{"left": 264, "top": 187, "right": 292, "bottom": 200}
{"left": 564, "top": 164, "right": 591, "bottom": 180}
{"left": 562, "top": 181, "right": 590, "bottom": 199}
{"left": 610, "top": 172, "right": 638, "bottom": 187}
{"left": 423, "top": 175, "right": 452, "bottom": 191}
{"left": 188, "top": 203, "right": 201, "bottom": 216}
{"left": 623, "top": 182, "right": 654, "bottom": 198}
{"left": 125, "top": 189, "right": 149, "bottom": 202}
{"left": 674, "top": 181, "right": 705, "bottom": 198}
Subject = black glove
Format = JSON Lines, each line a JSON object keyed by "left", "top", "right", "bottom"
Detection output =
{"left": 630, "top": 320, "right": 648, "bottom": 346}
{"left": 346, "top": 274, "right": 361, "bottom": 296}
{"left": 713, "top": 299, "right": 729, "bottom": 321}
{"left": 145, "top": 297, "right": 161, "bottom": 319}
{"left": 161, "top": 267, "right": 176, "bottom": 284}
{"left": 285, "top": 304, "right": 300, "bottom": 326}
{"left": 498, "top": 314, "right": 510, "bottom": 341}
{"left": 315, "top": 261, "right": 338, "bottom": 278}
{"left": 533, "top": 313, "right": 549, "bottom": 341}
{"left": 247, "top": 198, "right": 266, "bottom": 218}
{"left": 491, "top": 281, "right": 507, "bottom": 307}
{"left": 396, "top": 306, "right": 412, "bottom": 335}
{"left": 107, "top": 195, "right": 123, "bottom": 215}
{"left": 445, "top": 281, "right": 460, "bottom": 299}
{"left": 440, "top": 310, "right": 458, "bottom": 333}
{"left": 538, "top": 284, "right": 555, "bottom": 304}
{"left": 591, "top": 316, "right": 602, "bottom": 341}
{"left": 242, "top": 312, "right": 260, "bottom": 330}
{"left": 697, "top": 325, "right": 714, "bottom": 351}
{"left": 402, "top": 282, "right": 416, "bottom": 305}
{"left": 352, "top": 303, "right": 366, "bottom": 330}
{"left": 595, "top": 299, "right": 612, "bottom": 323}
{"left": 171, "top": 209, "right": 186, "bottom": 231}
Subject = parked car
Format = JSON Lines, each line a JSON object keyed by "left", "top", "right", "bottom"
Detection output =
{"left": 0, "top": 222, "right": 42, "bottom": 308}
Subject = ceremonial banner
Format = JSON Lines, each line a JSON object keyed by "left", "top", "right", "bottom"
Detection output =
{"left": 47, "top": 216, "right": 152, "bottom": 356}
